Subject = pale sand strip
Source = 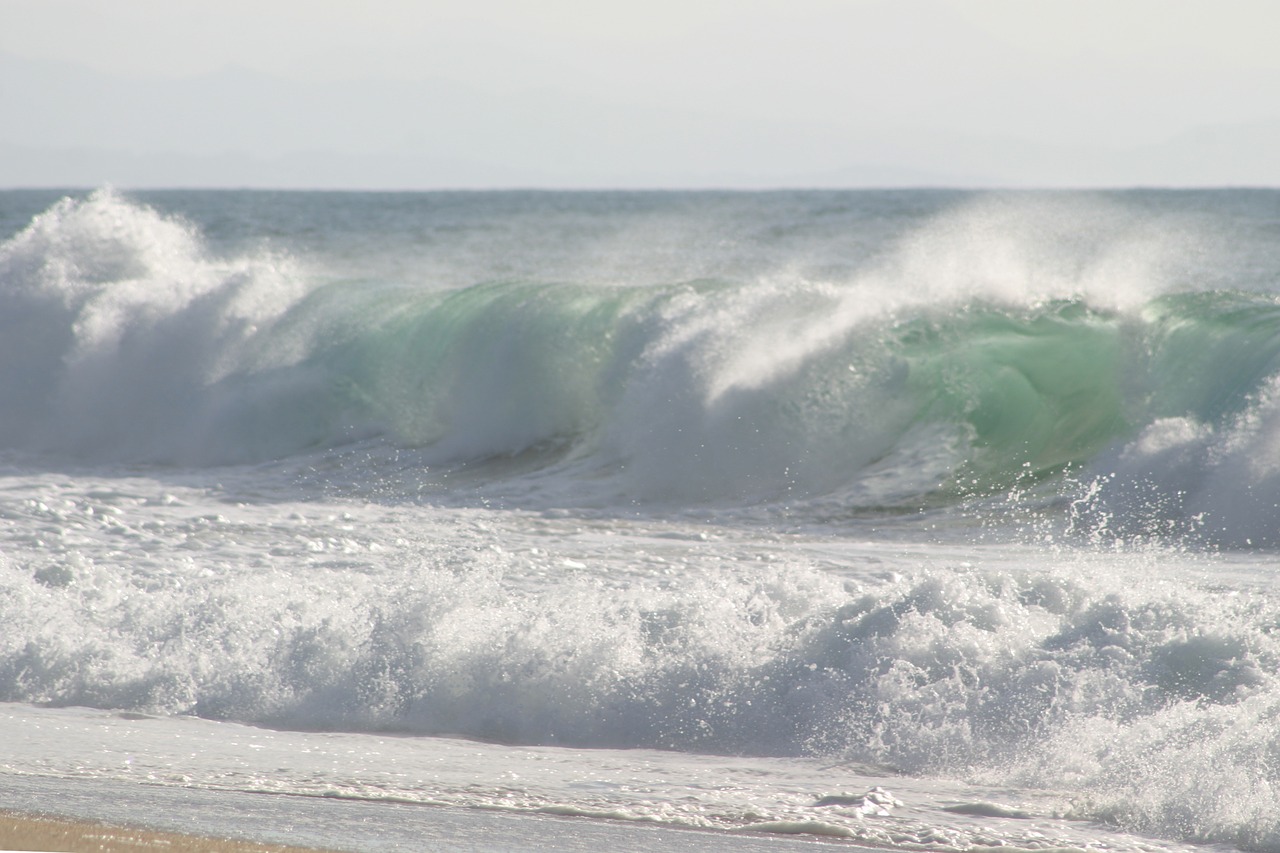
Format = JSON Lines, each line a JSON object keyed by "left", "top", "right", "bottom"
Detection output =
{"left": 0, "top": 809, "right": 338, "bottom": 853}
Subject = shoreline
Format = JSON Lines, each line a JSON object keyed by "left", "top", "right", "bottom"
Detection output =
{"left": 0, "top": 809, "right": 335, "bottom": 853}
{"left": 0, "top": 773, "right": 843, "bottom": 853}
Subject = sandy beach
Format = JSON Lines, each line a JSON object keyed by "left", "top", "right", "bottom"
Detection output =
{"left": 0, "top": 809, "right": 331, "bottom": 853}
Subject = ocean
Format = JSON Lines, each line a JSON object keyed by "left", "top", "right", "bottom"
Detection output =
{"left": 2, "top": 187, "right": 1280, "bottom": 851}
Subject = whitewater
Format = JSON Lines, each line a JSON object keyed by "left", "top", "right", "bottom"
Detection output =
{"left": 2, "top": 187, "right": 1280, "bottom": 851}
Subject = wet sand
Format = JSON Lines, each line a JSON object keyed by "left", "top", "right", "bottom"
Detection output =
{"left": 0, "top": 773, "right": 843, "bottom": 853}
{"left": 0, "top": 810, "right": 334, "bottom": 853}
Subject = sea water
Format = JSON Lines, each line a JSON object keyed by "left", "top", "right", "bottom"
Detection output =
{"left": 2, "top": 187, "right": 1280, "bottom": 851}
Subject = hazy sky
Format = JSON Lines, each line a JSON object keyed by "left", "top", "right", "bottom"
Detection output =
{"left": 3, "top": 0, "right": 1280, "bottom": 187}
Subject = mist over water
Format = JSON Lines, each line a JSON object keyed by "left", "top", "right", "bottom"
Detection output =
{"left": 5, "top": 188, "right": 1280, "bottom": 850}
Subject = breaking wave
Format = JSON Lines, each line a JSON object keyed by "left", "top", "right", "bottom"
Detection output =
{"left": 4, "top": 190, "right": 1280, "bottom": 542}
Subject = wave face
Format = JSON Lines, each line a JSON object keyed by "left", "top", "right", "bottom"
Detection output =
{"left": 4, "top": 189, "right": 1280, "bottom": 543}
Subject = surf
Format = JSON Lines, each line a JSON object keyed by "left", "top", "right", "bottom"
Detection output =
{"left": 7, "top": 188, "right": 1280, "bottom": 853}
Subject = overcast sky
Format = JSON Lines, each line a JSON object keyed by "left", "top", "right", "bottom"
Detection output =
{"left": 3, "top": 0, "right": 1279, "bottom": 187}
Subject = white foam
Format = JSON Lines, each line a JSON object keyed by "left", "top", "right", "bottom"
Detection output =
{"left": 1079, "top": 375, "right": 1280, "bottom": 546}
{"left": 0, "top": 189, "right": 313, "bottom": 462}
